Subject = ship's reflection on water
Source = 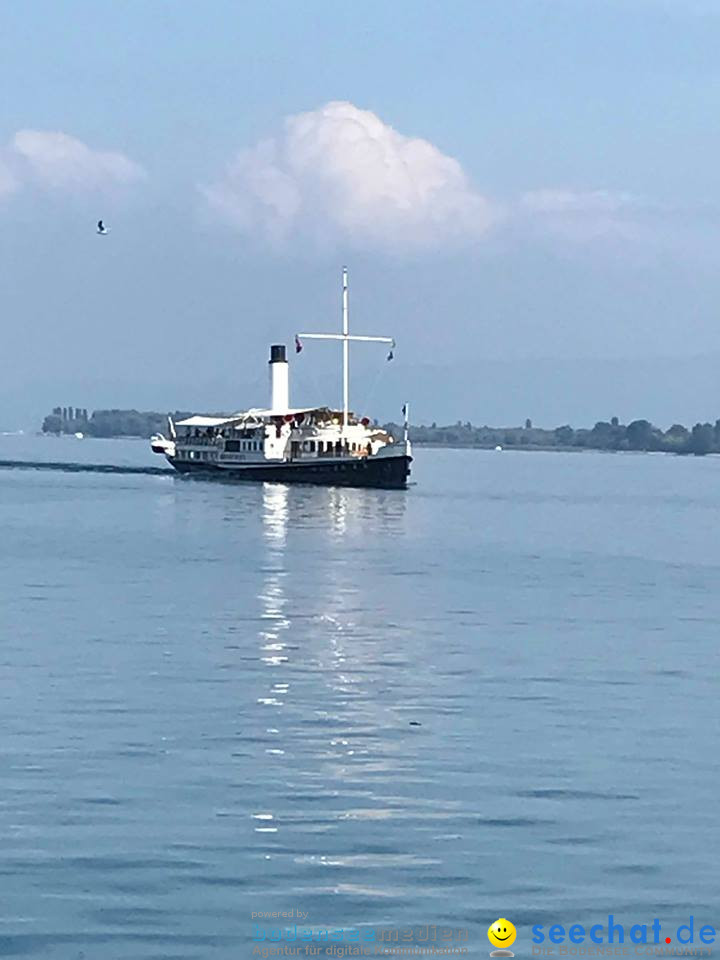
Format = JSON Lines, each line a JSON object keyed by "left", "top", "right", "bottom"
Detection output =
{"left": 250, "top": 482, "right": 419, "bottom": 896}
{"left": 255, "top": 479, "right": 409, "bottom": 711}
{"left": 257, "top": 484, "right": 290, "bottom": 705}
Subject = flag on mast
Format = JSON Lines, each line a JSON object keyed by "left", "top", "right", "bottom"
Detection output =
{"left": 387, "top": 338, "right": 396, "bottom": 362}
{"left": 295, "top": 335, "right": 303, "bottom": 354}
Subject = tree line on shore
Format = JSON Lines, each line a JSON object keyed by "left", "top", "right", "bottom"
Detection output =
{"left": 42, "top": 408, "right": 720, "bottom": 455}
{"left": 42, "top": 408, "right": 190, "bottom": 439}
{"left": 387, "top": 417, "right": 720, "bottom": 455}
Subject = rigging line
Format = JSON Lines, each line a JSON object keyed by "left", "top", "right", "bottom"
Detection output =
{"left": 356, "top": 352, "right": 392, "bottom": 418}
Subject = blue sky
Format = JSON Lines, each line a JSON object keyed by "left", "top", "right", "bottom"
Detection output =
{"left": 2, "top": 0, "right": 720, "bottom": 428}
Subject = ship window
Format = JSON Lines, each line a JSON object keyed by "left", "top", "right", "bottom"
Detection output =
{"left": 309, "top": 441, "right": 315, "bottom": 452}
{"left": 225, "top": 440, "right": 239, "bottom": 452}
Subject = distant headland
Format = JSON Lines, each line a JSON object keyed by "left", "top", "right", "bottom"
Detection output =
{"left": 41, "top": 407, "right": 720, "bottom": 456}
{"left": 41, "top": 407, "right": 191, "bottom": 440}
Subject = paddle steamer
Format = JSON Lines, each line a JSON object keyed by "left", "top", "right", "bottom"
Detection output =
{"left": 150, "top": 269, "right": 412, "bottom": 488}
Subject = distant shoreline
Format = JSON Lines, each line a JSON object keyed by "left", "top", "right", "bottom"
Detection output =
{"left": 381, "top": 442, "right": 715, "bottom": 456}
{"left": 38, "top": 408, "right": 720, "bottom": 456}
{"left": 27, "top": 433, "right": 717, "bottom": 458}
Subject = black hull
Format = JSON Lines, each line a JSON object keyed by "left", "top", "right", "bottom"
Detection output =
{"left": 170, "top": 455, "right": 412, "bottom": 489}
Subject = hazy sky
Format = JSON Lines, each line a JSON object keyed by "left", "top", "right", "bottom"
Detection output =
{"left": 3, "top": 0, "right": 720, "bottom": 429}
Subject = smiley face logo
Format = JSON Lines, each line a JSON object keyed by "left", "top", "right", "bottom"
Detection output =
{"left": 488, "top": 918, "right": 517, "bottom": 952}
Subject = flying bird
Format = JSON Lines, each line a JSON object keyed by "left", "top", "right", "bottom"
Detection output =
{"left": 97, "top": 220, "right": 108, "bottom": 235}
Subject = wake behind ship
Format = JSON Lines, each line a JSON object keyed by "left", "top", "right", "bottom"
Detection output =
{"left": 150, "top": 269, "right": 412, "bottom": 489}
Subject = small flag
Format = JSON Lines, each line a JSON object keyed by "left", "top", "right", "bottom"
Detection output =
{"left": 386, "top": 349, "right": 394, "bottom": 361}
{"left": 295, "top": 335, "right": 303, "bottom": 354}
{"left": 402, "top": 404, "right": 407, "bottom": 418}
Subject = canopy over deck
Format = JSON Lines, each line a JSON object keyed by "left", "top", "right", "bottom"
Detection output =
{"left": 175, "top": 407, "right": 354, "bottom": 428}
{"left": 175, "top": 415, "right": 236, "bottom": 428}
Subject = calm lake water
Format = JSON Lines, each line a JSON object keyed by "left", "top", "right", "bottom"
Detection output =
{"left": 1, "top": 435, "right": 719, "bottom": 958}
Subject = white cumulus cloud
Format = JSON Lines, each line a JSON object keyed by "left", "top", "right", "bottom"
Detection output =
{"left": 11, "top": 130, "right": 145, "bottom": 191}
{"left": 202, "top": 101, "right": 495, "bottom": 253}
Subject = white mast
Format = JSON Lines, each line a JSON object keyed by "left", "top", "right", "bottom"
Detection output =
{"left": 297, "top": 267, "right": 394, "bottom": 435}
{"left": 342, "top": 266, "right": 349, "bottom": 430}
